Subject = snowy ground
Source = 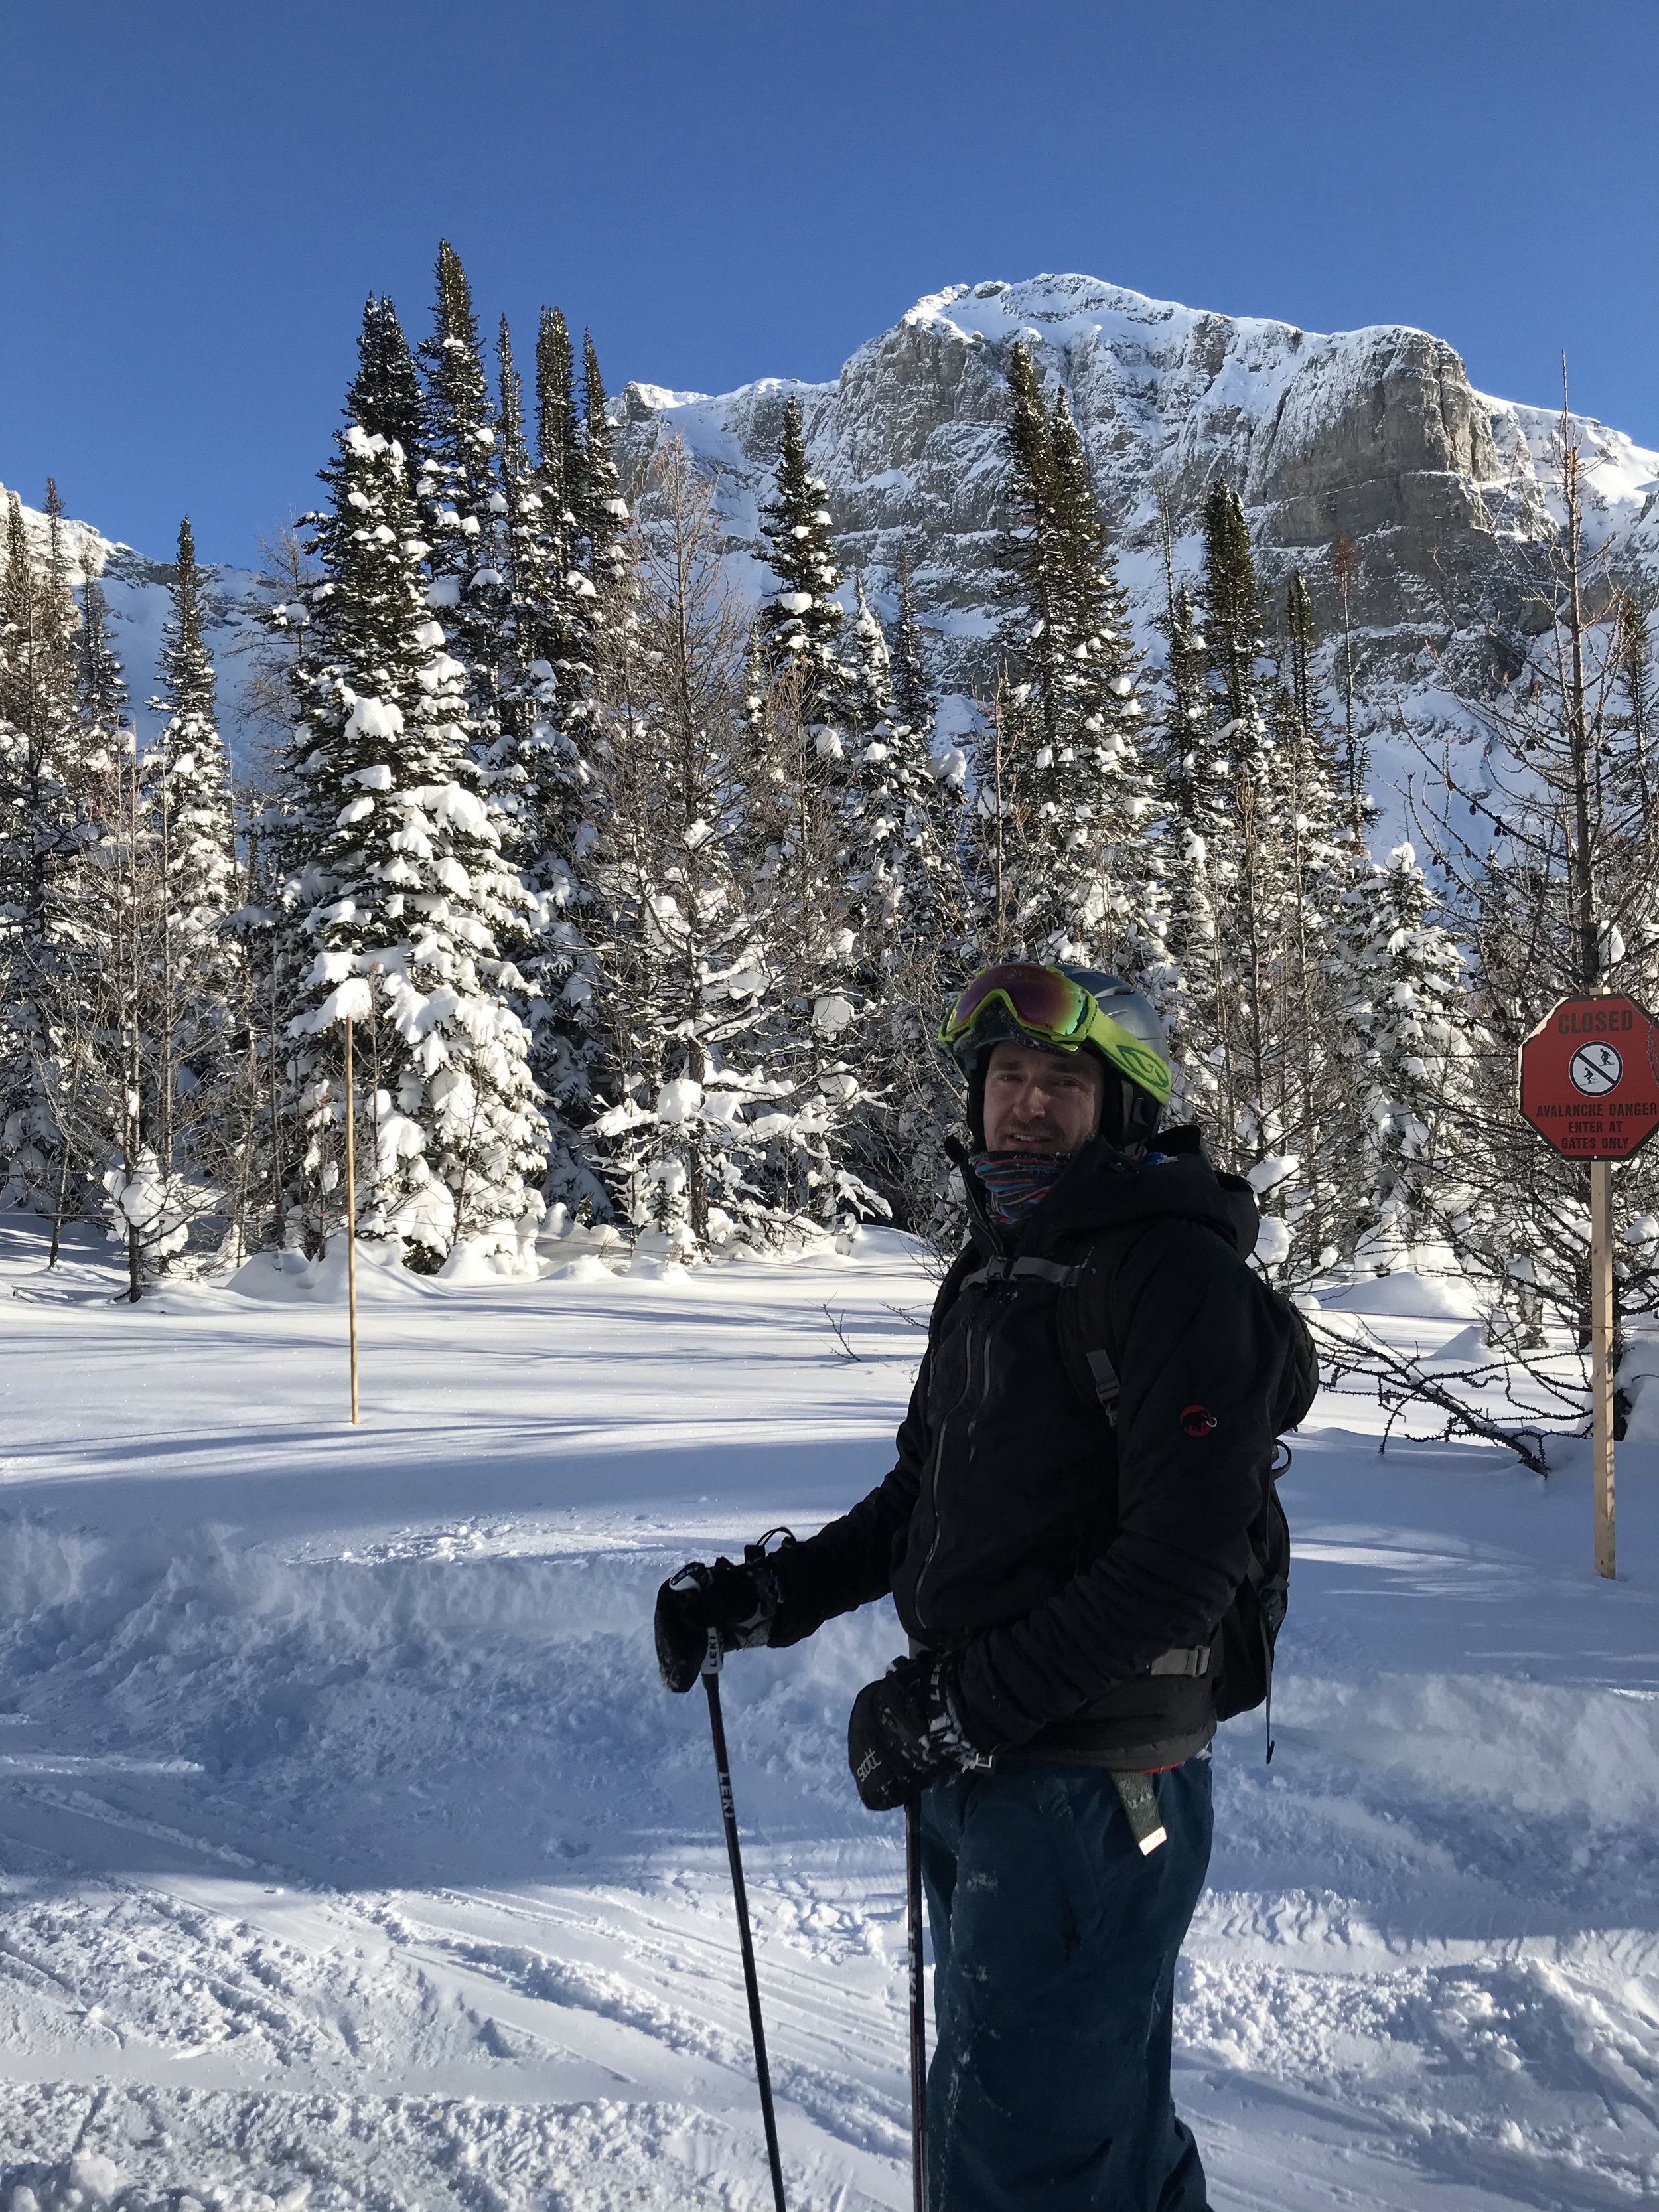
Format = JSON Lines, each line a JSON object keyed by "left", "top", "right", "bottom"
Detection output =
{"left": 0, "top": 1218, "right": 1656, "bottom": 2209}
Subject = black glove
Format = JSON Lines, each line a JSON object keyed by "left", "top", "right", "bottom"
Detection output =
{"left": 847, "top": 1653, "right": 992, "bottom": 1811}
{"left": 654, "top": 1551, "right": 781, "bottom": 1694}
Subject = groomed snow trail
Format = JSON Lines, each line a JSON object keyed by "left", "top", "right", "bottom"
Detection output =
{"left": 0, "top": 1217, "right": 1656, "bottom": 2208}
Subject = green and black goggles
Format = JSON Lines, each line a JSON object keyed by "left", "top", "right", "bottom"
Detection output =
{"left": 940, "top": 963, "right": 1173, "bottom": 1106}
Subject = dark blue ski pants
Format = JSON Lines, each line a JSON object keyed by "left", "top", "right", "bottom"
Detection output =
{"left": 919, "top": 1755, "right": 1212, "bottom": 2212}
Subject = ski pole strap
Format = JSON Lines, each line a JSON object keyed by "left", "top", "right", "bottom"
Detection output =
{"left": 1112, "top": 1771, "right": 1169, "bottom": 1856}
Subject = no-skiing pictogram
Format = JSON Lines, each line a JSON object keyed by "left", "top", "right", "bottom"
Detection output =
{"left": 1520, "top": 995, "right": 1659, "bottom": 1161}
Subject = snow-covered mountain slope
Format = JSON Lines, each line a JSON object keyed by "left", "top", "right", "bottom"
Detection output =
{"left": 11, "top": 273, "right": 1658, "bottom": 810}
{"left": 0, "top": 482, "right": 263, "bottom": 768}
{"left": 616, "top": 275, "right": 1659, "bottom": 743}
{"left": 0, "top": 1213, "right": 1656, "bottom": 2206}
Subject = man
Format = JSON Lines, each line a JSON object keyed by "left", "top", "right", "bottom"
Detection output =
{"left": 656, "top": 962, "right": 1299, "bottom": 2212}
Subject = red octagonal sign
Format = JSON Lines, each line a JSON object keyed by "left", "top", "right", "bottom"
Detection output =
{"left": 1520, "top": 995, "right": 1659, "bottom": 1159}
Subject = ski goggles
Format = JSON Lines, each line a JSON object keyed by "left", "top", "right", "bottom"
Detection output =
{"left": 940, "top": 964, "right": 1173, "bottom": 1104}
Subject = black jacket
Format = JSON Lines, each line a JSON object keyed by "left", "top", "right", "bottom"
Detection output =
{"left": 770, "top": 1132, "right": 1295, "bottom": 1769}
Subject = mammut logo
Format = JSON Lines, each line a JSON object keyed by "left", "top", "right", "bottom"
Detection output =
{"left": 1180, "top": 1404, "right": 1218, "bottom": 1438}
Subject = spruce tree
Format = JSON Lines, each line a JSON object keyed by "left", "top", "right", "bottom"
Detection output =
{"left": 983, "top": 348, "right": 1163, "bottom": 980}
{"left": 520, "top": 310, "right": 611, "bottom": 1218}
{"left": 742, "top": 657, "right": 880, "bottom": 1232}
{"left": 480, "top": 315, "right": 540, "bottom": 853}
{"left": 743, "top": 398, "right": 879, "bottom": 1228}
{"left": 1193, "top": 479, "right": 1293, "bottom": 1178}
{"left": 145, "top": 516, "right": 242, "bottom": 1217}
{"left": 534, "top": 307, "right": 581, "bottom": 565}
{"left": 1272, "top": 567, "right": 1352, "bottom": 1270}
{"left": 50, "top": 575, "right": 128, "bottom": 1250}
{"left": 346, "top": 297, "right": 424, "bottom": 455}
{"left": 888, "top": 550, "right": 935, "bottom": 743}
{"left": 0, "top": 484, "right": 88, "bottom": 1210}
{"left": 841, "top": 574, "right": 966, "bottom": 1242}
{"left": 841, "top": 577, "right": 934, "bottom": 951}
{"left": 79, "top": 575, "right": 128, "bottom": 738}
{"left": 491, "top": 314, "right": 607, "bottom": 1218}
{"left": 585, "top": 439, "right": 784, "bottom": 1254}
{"left": 417, "top": 240, "right": 506, "bottom": 717}
{"left": 575, "top": 330, "right": 629, "bottom": 600}
{"left": 757, "top": 395, "right": 849, "bottom": 730}
{"left": 149, "top": 517, "right": 237, "bottom": 956}
{"left": 278, "top": 422, "right": 545, "bottom": 1266}
{"left": 1339, "top": 843, "right": 1471, "bottom": 1272}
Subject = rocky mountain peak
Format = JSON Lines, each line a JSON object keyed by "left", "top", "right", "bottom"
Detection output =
{"left": 615, "top": 275, "right": 1659, "bottom": 726}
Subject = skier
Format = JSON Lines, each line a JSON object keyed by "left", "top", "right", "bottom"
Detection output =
{"left": 656, "top": 962, "right": 1303, "bottom": 2212}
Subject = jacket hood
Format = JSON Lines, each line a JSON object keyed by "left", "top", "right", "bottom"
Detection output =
{"left": 956, "top": 1126, "right": 1260, "bottom": 1260}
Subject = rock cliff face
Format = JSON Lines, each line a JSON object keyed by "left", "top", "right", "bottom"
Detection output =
{"left": 616, "top": 275, "right": 1658, "bottom": 712}
{"left": 0, "top": 485, "right": 261, "bottom": 756}
{"left": 9, "top": 275, "right": 1656, "bottom": 788}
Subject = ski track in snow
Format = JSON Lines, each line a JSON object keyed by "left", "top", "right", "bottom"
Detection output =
{"left": 0, "top": 1220, "right": 1656, "bottom": 2206}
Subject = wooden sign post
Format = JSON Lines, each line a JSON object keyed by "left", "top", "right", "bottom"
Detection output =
{"left": 1520, "top": 994, "right": 1659, "bottom": 1577}
{"left": 1590, "top": 1157, "right": 1614, "bottom": 1576}
{"left": 344, "top": 1016, "right": 360, "bottom": 1426}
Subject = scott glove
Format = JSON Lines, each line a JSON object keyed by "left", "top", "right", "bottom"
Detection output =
{"left": 654, "top": 1551, "right": 782, "bottom": 1694}
{"left": 847, "top": 1653, "right": 991, "bottom": 1811}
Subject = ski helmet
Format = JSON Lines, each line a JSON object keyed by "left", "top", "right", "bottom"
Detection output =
{"left": 944, "top": 961, "right": 1173, "bottom": 1149}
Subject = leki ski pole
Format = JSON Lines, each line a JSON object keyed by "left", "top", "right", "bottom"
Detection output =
{"left": 703, "top": 1645, "right": 788, "bottom": 2212}
{"left": 905, "top": 1797, "right": 928, "bottom": 2212}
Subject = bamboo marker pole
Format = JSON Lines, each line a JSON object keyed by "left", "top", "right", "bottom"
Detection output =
{"left": 344, "top": 1017, "right": 360, "bottom": 1426}
{"left": 1591, "top": 1155, "right": 1615, "bottom": 1578}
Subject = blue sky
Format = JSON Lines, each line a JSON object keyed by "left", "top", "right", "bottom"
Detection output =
{"left": 4, "top": 0, "right": 1655, "bottom": 565}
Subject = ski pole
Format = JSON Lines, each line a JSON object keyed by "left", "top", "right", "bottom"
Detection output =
{"left": 905, "top": 1796, "right": 928, "bottom": 2212}
{"left": 703, "top": 1649, "right": 788, "bottom": 2212}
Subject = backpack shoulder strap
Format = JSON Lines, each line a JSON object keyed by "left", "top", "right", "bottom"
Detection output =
{"left": 927, "top": 1242, "right": 991, "bottom": 1339}
{"left": 959, "top": 1252, "right": 1086, "bottom": 1291}
{"left": 1052, "top": 1234, "right": 1131, "bottom": 1426}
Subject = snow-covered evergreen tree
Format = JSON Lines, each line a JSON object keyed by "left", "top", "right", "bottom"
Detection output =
{"left": 347, "top": 295, "right": 425, "bottom": 457}
{"left": 277, "top": 422, "right": 544, "bottom": 1268}
{"left": 575, "top": 331, "right": 629, "bottom": 603}
{"left": 1192, "top": 479, "right": 1295, "bottom": 1179}
{"left": 585, "top": 439, "right": 786, "bottom": 1255}
{"left": 981, "top": 346, "right": 1164, "bottom": 982}
{"left": 1150, "top": 571, "right": 1216, "bottom": 1114}
{"left": 723, "top": 405, "right": 882, "bottom": 1228}
{"left": 534, "top": 307, "right": 581, "bottom": 569}
{"left": 478, "top": 315, "right": 542, "bottom": 857}
{"left": 1339, "top": 842, "right": 1471, "bottom": 1274}
{"left": 417, "top": 242, "right": 506, "bottom": 727}
{"left": 0, "top": 484, "right": 90, "bottom": 1209}
{"left": 1271, "top": 567, "right": 1356, "bottom": 1270}
{"left": 142, "top": 516, "right": 243, "bottom": 1231}
{"left": 78, "top": 573, "right": 127, "bottom": 737}
{"left": 149, "top": 517, "right": 238, "bottom": 1003}
{"left": 490, "top": 313, "right": 606, "bottom": 1218}
{"left": 888, "top": 550, "right": 935, "bottom": 746}
{"left": 841, "top": 575, "right": 967, "bottom": 1242}
{"left": 757, "top": 396, "right": 849, "bottom": 730}
{"left": 738, "top": 652, "right": 879, "bottom": 1231}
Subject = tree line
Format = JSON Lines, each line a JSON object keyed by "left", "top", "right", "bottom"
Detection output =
{"left": 2, "top": 240, "right": 1655, "bottom": 1341}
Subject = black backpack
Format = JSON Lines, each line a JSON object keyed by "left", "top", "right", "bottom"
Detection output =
{"left": 1052, "top": 1242, "right": 1319, "bottom": 1743}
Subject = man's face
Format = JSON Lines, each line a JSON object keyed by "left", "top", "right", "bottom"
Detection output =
{"left": 982, "top": 1042, "right": 1104, "bottom": 1154}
